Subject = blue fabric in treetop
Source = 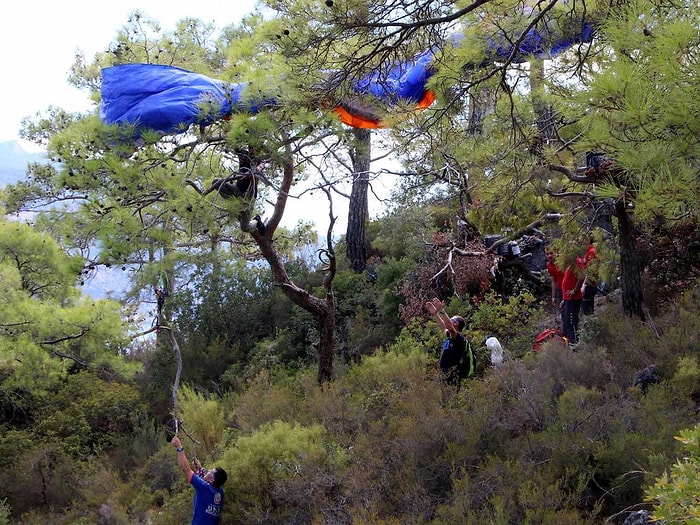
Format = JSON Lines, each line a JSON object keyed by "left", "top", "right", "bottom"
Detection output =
{"left": 353, "top": 48, "right": 436, "bottom": 104}
{"left": 473, "top": 19, "right": 596, "bottom": 62}
{"left": 100, "top": 64, "right": 272, "bottom": 135}
{"left": 99, "top": 12, "right": 598, "bottom": 134}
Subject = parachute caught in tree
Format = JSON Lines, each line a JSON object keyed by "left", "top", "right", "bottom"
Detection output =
{"left": 99, "top": 8, "right": 597, "bottom": 134}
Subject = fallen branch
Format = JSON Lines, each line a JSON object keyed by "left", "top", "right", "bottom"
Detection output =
{"left": 486, "top": 214, "right": 563, "bottom": 254}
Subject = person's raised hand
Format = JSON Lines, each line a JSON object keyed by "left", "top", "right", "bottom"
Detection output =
{"left": 431, "top": 298, "right": 446, "bottom": 312}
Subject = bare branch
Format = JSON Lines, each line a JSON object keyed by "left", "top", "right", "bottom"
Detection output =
{"left": 129, "top": 324, "right": 165, "bottom": 340}
{"left": 549, "top": 163, "right": 598, "bottom": 183}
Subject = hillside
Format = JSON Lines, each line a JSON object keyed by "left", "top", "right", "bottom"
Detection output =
{"left": 1, "top": 0, "right": 699, "bottom": 522}
{"left": 1, "top": 229, "right": 698, "bottom": 524}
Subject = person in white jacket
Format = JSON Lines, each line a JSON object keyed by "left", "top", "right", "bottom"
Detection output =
{"left": 485, "top": 336, "right": 504, "bottom": 366}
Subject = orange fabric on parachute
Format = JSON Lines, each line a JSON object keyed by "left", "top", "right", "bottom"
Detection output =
{"left": 416, "top": 89, "right": 436, "bottom": 109}
{"left": 334, "top": 89, "right": 437, "bottom": 129}
{"left": 333, "top": 107, "right": 382, "bottom": 129}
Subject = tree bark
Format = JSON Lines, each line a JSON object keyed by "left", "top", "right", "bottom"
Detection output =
{"left": 346, "top": 128, "right": 371, "bottom": 273}
{"left": 530, "top": 59, "right": 557, "bottom": 159}
{"left": 467, "top": 85, "right": 492, "bottom": 137}
{"left": 615, "top": 199, "right": 646, "bottom": 319}
{"left": 244, "top": 147, "right": 336, "bottom": 384}
{"left": 255, "top": 231, "right": 335, "bottom": 383}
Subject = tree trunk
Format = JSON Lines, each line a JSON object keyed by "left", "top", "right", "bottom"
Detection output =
{"left": 615, "top": 199, "right": 646, "bottom": 319}
{"left": 154, "top": 247, "right": 175, "bottom": 345}
{"left": 346, "top": 128, "right": 371, "bottom": 273}
{"left": 245, "top": 151, "right": 336, "bottom": 384}
{"left": 467, "top": 86, "right": 492, "bottom": 137}
{"left": 530, "top": 59, "right": 557, "bottom": 159}
{"left": 254, "top": 232, "right": 336, "bottom": 383}
{"left": 316, "top": 308, "right": 335, "bottom": 384}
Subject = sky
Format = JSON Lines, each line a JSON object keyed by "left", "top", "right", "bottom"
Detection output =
{"left": 1, "top": 0, "right": 258, "bottom": 145}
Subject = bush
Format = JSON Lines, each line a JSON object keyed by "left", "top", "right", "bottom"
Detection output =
{"left": 176, "top": 384, "right": 232, "bottom": 456}
{"left": 433, "top": 456, "right": 598, "bottom": 525}
{"left": 462, "top": 291, "right": 546, "bottom": 359}
{"left": 0, "top": 498, "right": 9, "bottom": 525}
{"left": 219, "top": 420, "right": 348, "bottom": 524}
{"left": 646, "top": 425, "right": 700, "bottom": 524}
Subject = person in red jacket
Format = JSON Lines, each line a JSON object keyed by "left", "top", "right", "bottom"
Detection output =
{"left": 582, "top": 238, "right": 598, "bottom": 265}
{"left": 581, "top": 238, "right": 599, "bottom": 315}
{"left": 560, "top": 255, "right": 585, "bottom": 345}
{"left": 546, "top": 251, "right": 565, "bottom": 308}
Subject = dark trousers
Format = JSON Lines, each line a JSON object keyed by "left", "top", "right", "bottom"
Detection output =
{"left": 582, "top": 284, "right": 597, "bottom": 315}
{"left": 562, "top": 299, "right": 582, "bottom": 344}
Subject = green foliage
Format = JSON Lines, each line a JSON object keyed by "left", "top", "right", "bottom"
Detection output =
{"left": 115, "top": 413, "right": 167, "bottom": 474}
{"left": 230, "top": 369, "right": 304, "bottom": 433}
{"left": 176, "top": 384, "right": 232, "bottom": 456}
{"left": 0, "top": 220, "right": 137, "bottom": 406}
{"left": 463, "top": 291, "right": 544, "bottom": 357}
{"left": 149, "top": 488, "right": 193, "bottom": 525}
{"left": 344, "top": 342, "right": 432, "bottom": 394}
{"left": 220, "top": 420, "right": 347, "bottom": 523}
{"left": 171, "top": 259, "right": 289, "bottom": 387}
{"left": 4, "top": 1, "right": 700, "bottom": 523}
{"left": 332, "top": 263, "right": 407, "bottom": 359}
{"left": 369, "top": 208, "right": 438, "bottom": 260}
{"left": 0, "top": 221, "right": 82, "bottom": 300}
{"left": 6, "top": 282, "right": 700, "bottom": 523}
{"left": 34, "top": 371, "right": 147, "bottom": 456}
{"left": 661, "top": 285, "right": 700, "bottom": 357}
{"left": 434, "top": 456, "right": 596, "bottom": 525}
{"left": 0, "top": 498, "right": 9, "bottom": 525}
{"left": 670, "top": 356, "right": 700, "bottom": 404}
{"left": 561, "top": 0, "right": 700, "bottom": 224}
{"left": 646, "top": 425, "right": 700, "bottom": 524}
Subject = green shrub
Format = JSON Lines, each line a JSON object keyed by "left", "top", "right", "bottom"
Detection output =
{"left": 219, "top": 420, "right": 347, "bottom": 524}
{"left": 645, "top": 425, "right": 700, "bottom": 524}
{"left": 671, "top": 356, "right": 700, "bottom": 400}
{"left": 149, "top": 488, "right": 193, "bottom": 525}
{"left": 660, "top": 285, "right": 700, "bottom": 354}
{"left": 232, "top": 369, "right": 303, "bottom": 433}
{"left": 176, "top": 384, "right": 232, "bottom": 456}
{"left": 464, "top": 291, "right": 545, "bottom": 358}
{"left": 433, "top": 456, "right": 599, "bottom": 524}
{"left": 0, "top": 498, "right": 10, "bottom": 525}
{"left": 345, "top": 343, "right": 432, "bottom": 391}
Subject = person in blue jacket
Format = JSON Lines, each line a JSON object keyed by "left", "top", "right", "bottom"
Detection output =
{"left": 171, "top": 436, "right": 228, "bottom": 525}
{"left": 425, "top": 298, "right": 473, "bottom": 385}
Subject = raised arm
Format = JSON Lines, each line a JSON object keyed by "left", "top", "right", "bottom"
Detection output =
{"left": 425, "top": 298, "right": 458, "bottom": 337}
{"left": 171, "top": 436, "right": 194, "bottom": 483}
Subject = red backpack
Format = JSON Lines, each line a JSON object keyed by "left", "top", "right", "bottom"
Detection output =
{"left": 533, "top": 329, "right": 568, "bottom": 350}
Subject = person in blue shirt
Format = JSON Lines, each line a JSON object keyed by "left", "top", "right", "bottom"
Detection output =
{"left": 171, "top": 436, "right": 228, "bottom": 525}
{"left": 425, "top": 298, "right": 473, "bottom": 384}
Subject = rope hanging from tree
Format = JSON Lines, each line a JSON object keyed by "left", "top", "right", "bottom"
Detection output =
{"left": 170, "top": 328, "right": 182, "bottom": 437}
{"left": 157, "top": 284, "right": 199, "bottom": 447}
{"left": 152, "top": 276, "right": 184, "bottom": 437}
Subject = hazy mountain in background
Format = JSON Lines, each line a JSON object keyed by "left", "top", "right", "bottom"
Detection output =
{"left": 0, "top": 140, "right": 47, "bottom": 187}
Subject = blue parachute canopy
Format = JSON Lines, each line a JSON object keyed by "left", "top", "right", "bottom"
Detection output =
{"left": 100, "top": 64, "right": 271, "bottom": 135}
{"left": 99, "top": 15, "right": 597, "bottom": 134}
{"left": 353, "top": 48, "right": 436, "bottom": 103}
